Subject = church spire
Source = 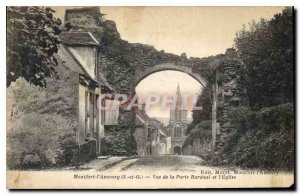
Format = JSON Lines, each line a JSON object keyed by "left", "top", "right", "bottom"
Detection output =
{"left": 176, "top": 83, "right": 181, "bottom": 94}
{"left": 169, "top": 83, "right": 187, "bottom": 126}
{"left": 176, "top": 83, "right": 182, "bottom": 108}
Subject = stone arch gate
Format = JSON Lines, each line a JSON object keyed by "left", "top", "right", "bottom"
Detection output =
{"left": 129, "top": 62, "right": 220, "bottom": 152}
{"left": 131, "top": 63, "right": 207, "bottom": 89}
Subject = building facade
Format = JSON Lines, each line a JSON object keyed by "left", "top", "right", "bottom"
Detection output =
{"left": 58, "top": 32, "right": 114, "bottom": 161}
{"left": 134, "top": 108, "right": 171, "bottom": 155}
{"left": 167, "top": 84, "right": 188, "bottom": 155}
{"left": 56, "top": 8, "right": 115, "bottom": 162}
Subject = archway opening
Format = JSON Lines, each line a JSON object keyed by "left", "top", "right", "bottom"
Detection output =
{"left": 146, "top": 144, "right": 151, "bottom": 155}
{"left": 174, "top": 146, "right": 182, "bottom": 155}
{"left": 134, "top": 70, "right": 204, "bottom": 156}
{"left": 135, "top": 70, "right": 203, "bottom": 126}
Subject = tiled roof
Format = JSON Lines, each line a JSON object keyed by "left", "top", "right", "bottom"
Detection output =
{"left": 60, "top": 32, "right": 100, "bottom": 46}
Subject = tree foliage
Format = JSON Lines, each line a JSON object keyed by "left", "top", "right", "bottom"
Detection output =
{"left": 235, "top": 7, "right": 293, "bottom": 109}
{"left": 7, "top": 6, "right": 71, "bottom": 87}
{"left": 186, "top": 86, "right": 212, "bottom": 134}
{"left": 221, "top": 104, "right": 294, "bottom": 170}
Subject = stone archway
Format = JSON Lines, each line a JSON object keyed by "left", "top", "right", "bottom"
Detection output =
{"left": 132, "top": 62, "right": 213, "bottom": 154}
{"left": 133, "top": 63, "right": 207, "bottom": 90}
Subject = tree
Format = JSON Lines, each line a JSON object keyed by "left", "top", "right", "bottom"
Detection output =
{"left": 186, "top": 87, "right": 212, "bottom": 134}
{"left": 235, "top": 7, "right": 293, "bottom": 109}
{"left": 7, "top": 6, "right": 71, "bottom": 87}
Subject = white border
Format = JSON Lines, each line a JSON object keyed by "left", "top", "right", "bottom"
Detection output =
{"left": 2, "top": 0, "right": 296, "bottom": 6}
{"left": 1, "top": 0, "right": 299, "bottom": 194}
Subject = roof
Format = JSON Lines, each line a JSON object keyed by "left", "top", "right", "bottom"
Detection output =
{"left": 60, "top": 32, "right": 100, "bottom": 46}
{"left": 65, "top": 7, "right": 106, "bottom": 19}
{"left": 58, "top": 45, "right": 113, "bottom": 90}
{"left": 98, "top": 69, "right": 114, "bottom": 91}
{"left": 158, "top": 127, "right": 169, "bottom": 137}
{"left": 136, "top": 110, "right": 169, "bottom": 137}
{"left": 136, "top": 110, "right": 151, "bottom": 125}
{"left": 65, "top": 6, "right": 104, "bottom": 14}
{"left": 58, "top": 45, "right": 88, "bottom": 76}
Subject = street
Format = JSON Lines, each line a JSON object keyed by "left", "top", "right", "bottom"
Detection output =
{"left": 75, "top": 155, "right": 216, "bottom": 172}
{"left": 8, "top": 154, "right": 295, "bottom": 189}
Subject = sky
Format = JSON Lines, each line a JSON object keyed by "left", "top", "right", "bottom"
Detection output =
{"left": 52, "top": 6, "right": 284, "bottom": 125}
{"left": 53, "top": 6, "right": 283, "bottom": 57}
{"left": 100, "top": 7, "right": 283, "bottom": 57}
{"left": 135, "top": 71, "right": 202, "bottom": 124}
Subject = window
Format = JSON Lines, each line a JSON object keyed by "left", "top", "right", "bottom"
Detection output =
{"left": 89, "top": 93, "right": 94, "bottom": 138}
{"left": 174, "top": 126, "right": 182, "bottom": 138}
{"left": 85, "top": 91, "right": 90, "bottom": 140}
{"left": 94, "top": 94, "right": 99, "bottom": 138}
{"left": 101, "top": 98, "right": 105, "bottom": 125}
{"left": 85, "top": 91, "right": 99, "bottom": 140}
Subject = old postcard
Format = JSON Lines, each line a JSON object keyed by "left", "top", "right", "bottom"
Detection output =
{"left": 6, "top": 6, "right": 294, "bottom": 189}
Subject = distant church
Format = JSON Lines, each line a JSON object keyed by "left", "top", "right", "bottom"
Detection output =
{"left": 167, "top": 84, "right": 188, "bottom": 155}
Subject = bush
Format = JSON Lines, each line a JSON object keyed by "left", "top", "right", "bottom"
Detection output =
{"left": 103, "top": 128, "right": 137, "bottom": 156}
{"left": 102, "top": 111, "right": 137, "bottom": 156}
{"left": 235, "top": 8, "right": 293, "bottom": 109}
{"left": 183, "top": 120, "right": 211, "bottom": 149}
{"left": 221, "top": 103, "right": 294, "bottom": 170}
{"left": 56, "top": 133, "right": 79, "bottom": 166}
{"left": 7, "top": 113, "right": 74, "bottom": 169}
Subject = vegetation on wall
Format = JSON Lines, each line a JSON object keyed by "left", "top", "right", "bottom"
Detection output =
{"left": 183, "top": 120, "right": 211, "bottom": 149}
{"left": 102, "top": 111, "right": 137, "bottom": 156}
{"left": 186, "top": 86, "right": 212, "bottom": 135}
{"left": 7, "top": 6, "right": 294, "bottom": 171}
{"left": 7, "top": 113, "right": 74, "bottom": 169}
{"left": 186, "top": 8, "right": 294, "bottom": 171}
{"left": 97, "top": 15, "right": 223, "bottom": 155}
{"left": 235, "top": 7, "right": 293, "bottom": 109}
{"left": 216, "top": 8, "right": 294, "bottom": 170}
{"left": 7, "top": 58, "right": 78, "bottom": 169}
{"left": 221, "top": 104, "right": 294, "bottom": 170}
{"left": 99, "top": 20, "right": 184, "bottom": 92}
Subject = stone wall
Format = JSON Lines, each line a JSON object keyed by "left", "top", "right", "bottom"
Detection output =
{"left": 214, "top": 48, "right": 248, "bottom": 151}
{"left": 65, "top": 7, "right": 103, "bottom": 27}
{"left": 134, "top": 127, "right": 149, "bottom": 156}
{"left": 78, "top": 140, "right": 97, "bottom": 164}
{"left": 64, "top": 7, "right": 226, "bottom": 156}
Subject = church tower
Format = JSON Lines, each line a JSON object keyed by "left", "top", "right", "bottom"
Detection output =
{"left": 169, "top": 84, "right": 187, "bottom": 125}
{"left": 168, "top": 84, "right": 188, "bottom": 155}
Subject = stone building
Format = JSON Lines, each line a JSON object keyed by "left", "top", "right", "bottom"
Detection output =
{"left": 167, "top": 84, "right": 188, "bottom": 155}
{"left": 49, "top": 8, "right": 116, "bottom": 163}
{"left": 7, "top": 24, "right": 115, "bottom": 166}
{"left": 134, "top": 108, "right": 171, "bottom": 155}
{"left": 56, "top": 31, "right": 114, "bottom": 161}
